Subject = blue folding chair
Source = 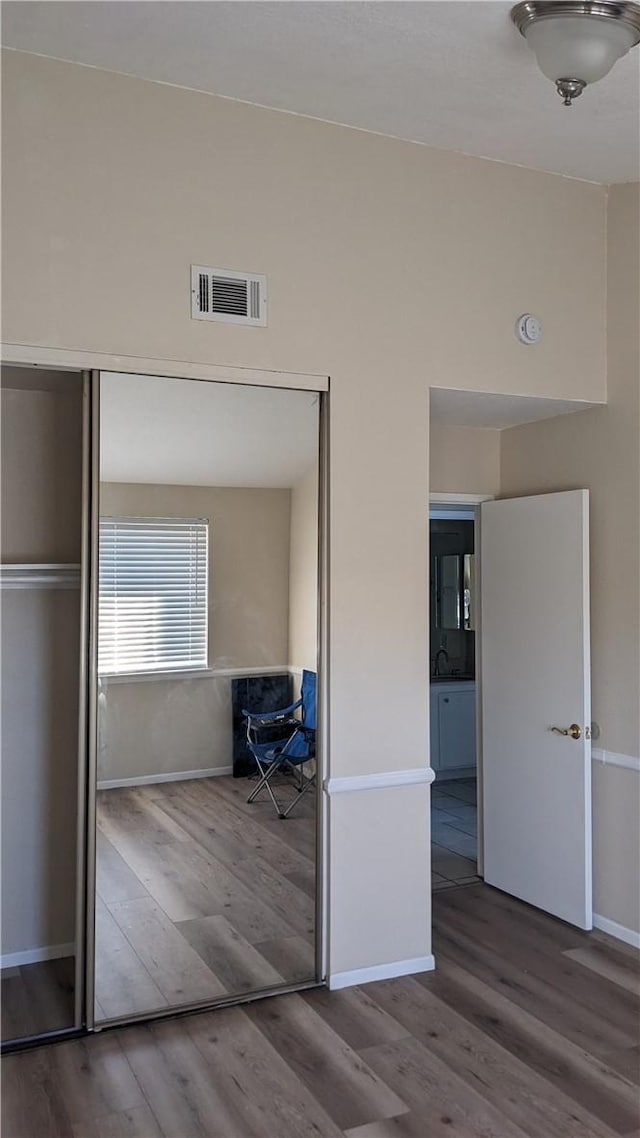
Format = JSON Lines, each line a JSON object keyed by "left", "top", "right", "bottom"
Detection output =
{"left": 243, "top": 669, "right": 316, "bottom": 819}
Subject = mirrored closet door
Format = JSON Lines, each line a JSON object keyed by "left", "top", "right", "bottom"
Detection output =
{"left": 1, "top": 366, "right": 86, "bottom": 1044}
{"left": 92, "top": 372, "right": 321, "bottom": 1025}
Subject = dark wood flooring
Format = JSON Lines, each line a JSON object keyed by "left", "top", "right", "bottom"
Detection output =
{"left": 3, "top": 882, "right": 639, "bottom": 1138}
{"left": 95, "top": 774, "right": 317, "bottom": 1021}
{"left": 1, "top": 957, "right": 75, "bottom": 1042}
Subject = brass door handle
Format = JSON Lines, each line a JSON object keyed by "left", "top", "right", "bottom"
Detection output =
{"left": 550, "top": 723, "right": 582, "bottom": 740}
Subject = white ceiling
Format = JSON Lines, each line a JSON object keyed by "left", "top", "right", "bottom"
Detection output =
{"left": 2, "top": 1, "right": 639, "bottom": 184}
{"left": 430, "top": 387, "right": 599, "bottom": 428}
{"left": 100, "top": 373, "right": 319, "bottom": 487}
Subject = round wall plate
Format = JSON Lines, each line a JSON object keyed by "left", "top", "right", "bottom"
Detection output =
{"left": 516, "top": 313, "right": 542, "bottom": 345}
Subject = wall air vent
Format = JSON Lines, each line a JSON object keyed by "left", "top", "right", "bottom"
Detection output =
{"left": 191, "top": 265, "right": 267, "bottom": 326}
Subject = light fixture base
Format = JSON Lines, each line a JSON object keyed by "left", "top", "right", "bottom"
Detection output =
{"left": 511, "top": 2, "right": 640, "bottom": 43}
{"left": 556, "top": 77, "right": 587, "bottom": 103}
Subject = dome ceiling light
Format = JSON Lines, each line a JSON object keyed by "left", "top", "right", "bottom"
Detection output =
{"left": 511, "top": 1, "right": 640, "bottom": 105}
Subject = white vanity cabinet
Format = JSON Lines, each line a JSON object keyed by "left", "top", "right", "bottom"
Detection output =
{"left": 430, "top": 681, "right": 476, "bottom": 778}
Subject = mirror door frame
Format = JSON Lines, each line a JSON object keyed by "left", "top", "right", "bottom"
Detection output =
{"left": 0, "top": 344, "right": 329, "bottom": 1048}
{"left": 86, "top": 367, "right": 329, "bottom": 1031}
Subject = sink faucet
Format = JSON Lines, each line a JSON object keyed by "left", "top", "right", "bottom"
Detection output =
{"left": 434, "top": 647, "right": 449, "bottom": 677}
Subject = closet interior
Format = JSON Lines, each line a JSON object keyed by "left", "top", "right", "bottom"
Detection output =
{"left": 1, "top": 366, "right": 85, "bottom": 1044}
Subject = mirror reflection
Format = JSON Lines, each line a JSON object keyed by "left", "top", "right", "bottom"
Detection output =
{"left": 434, "top": 552, "right": 475, "bottom": 632}
{"left": 94, "top": 373, "right": 320, "bottom": 1022}
{"left": 463, "top": 553, "right": 474, "bottom": 631}
{"left": 430, "top": 517, "right": 475, "bottom": 679}
{"left": 437, "top": 554, "right": 461, "bottom": 630}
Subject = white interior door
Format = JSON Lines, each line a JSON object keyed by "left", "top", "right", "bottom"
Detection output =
{"left": 480, "top": 490, "right": 592, "bottom": 929}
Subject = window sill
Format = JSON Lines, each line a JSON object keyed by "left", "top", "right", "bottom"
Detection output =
{"left": 98, "top": 664, "right": 294, "bottom": 686}
{"left": 99, "top": 668, "right": 215, "bottom": 686}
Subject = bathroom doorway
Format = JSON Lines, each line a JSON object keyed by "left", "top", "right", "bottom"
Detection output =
{"left": 429, "top": 502, "right": 482, "bottom": 891}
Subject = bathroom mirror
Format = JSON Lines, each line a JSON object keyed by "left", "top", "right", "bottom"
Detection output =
{"left": 93, "top": 371, "right": 320, "bottom": 1025}
{"left": 437, "top": 554, "right": 461, "bottom": 630}
{"left": 463, "top": 553, "right": 474, "bottom": 631}
{"left": 435, "top": 552, "right": 475, "bottom": 632}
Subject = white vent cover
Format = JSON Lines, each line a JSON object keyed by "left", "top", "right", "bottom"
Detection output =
{"left": 191, "top": 265, "right": 267, "bottom": 326}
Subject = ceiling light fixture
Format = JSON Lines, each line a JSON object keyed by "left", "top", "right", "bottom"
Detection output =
{"left": 511, "top": 1, "right": 640, "bottom": 105}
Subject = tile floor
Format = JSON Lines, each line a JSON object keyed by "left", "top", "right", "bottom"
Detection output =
{"left": 431, "top": 777, "right": 480, "bottom": 889}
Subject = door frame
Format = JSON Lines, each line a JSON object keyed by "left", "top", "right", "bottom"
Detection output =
{"left": 1, "top": 343, "right": 330, "bottom": 1043}
{"left": 429, "top": 492, "right": 493, "bottom": 879}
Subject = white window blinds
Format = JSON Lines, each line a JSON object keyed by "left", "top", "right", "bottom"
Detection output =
{"left": 98, "top": 517, "right": 209, "bottom": 676}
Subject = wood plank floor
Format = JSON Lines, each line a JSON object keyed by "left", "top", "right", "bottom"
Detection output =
{"left": 3, "top": 883, "right": 639, "bottom": 1138}
{"left": 95, "top": 774, "right": 317, "bottom": 1020}
{"left": 1, "top": 957, "right": 75, "bottom": 1042}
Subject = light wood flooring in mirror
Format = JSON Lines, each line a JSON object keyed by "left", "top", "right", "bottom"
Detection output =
{"left": 95, "top": 775, "right": 316, "bottom": 1021}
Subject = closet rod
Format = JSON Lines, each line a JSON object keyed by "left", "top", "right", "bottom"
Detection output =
{"left": 0, "top": 563, "right": 81, "bottom": 590}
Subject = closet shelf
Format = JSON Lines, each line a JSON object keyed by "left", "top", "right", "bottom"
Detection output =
{"left": 0, "top": 563, "right": 81, "bottom": 590}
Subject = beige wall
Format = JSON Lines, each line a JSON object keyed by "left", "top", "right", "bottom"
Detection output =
{"left": 1, "top": 377, "right": 82, "bottom": 959}
{"left": 2, "top": 50, "right": 609, "bottom": 975}
{"left": 501, "top": 183, "right": 640, "bottom": 934}
{"left": 501, "top": 184, "right": 639, "bottom": 760}
{"left": 430, "top": 425, "right": 501, "bottom": 498}
{"left": 288, "top": 464, "right": 319, "bottom": 672}
{"left": 592, "top": 763, "right": 640, "bottom": 938}
{"left": 1, "top": 590, "right": 81, "bottom": 957}
{"left": 97, "top": 672, "right": 234, "bottom": 784}
{"left": 1, "top": 53, "right": 606, "bottom": 406}
{"left": 98, "top": 482, "right": 290, "bottom": 782}
{"left": 1, "top": 379, "right": 83, "bottom": 562}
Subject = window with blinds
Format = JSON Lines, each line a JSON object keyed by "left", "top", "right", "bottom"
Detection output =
{"left": 98, "top": 517, "right": 209, "bottom": 676}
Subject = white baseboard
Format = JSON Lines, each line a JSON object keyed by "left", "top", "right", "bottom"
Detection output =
{"left": 97, "top": 766, "right": 233, "bottom": 790}
{"left": 593, "top": 914, "right": 640, "bottom": 949}
{"left": 1, "top": 942, "right": 75, "bottom": 970}
{"left": 328, "top": 954, "right": 435, "bottom": 990}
